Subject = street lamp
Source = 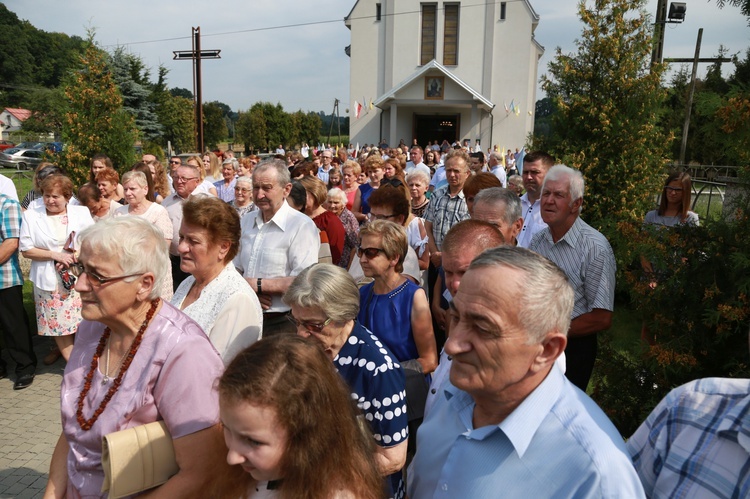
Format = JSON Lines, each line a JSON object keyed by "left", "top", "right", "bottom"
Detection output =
{"left": 651, "top": 1, "right": 687, "bottom": 66}
{"left": 666, "top": 3, "right": 687, "bottom": 23}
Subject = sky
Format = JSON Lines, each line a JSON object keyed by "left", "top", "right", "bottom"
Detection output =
{"left": 5, "top": 0, "right": 749, "bottom": 115}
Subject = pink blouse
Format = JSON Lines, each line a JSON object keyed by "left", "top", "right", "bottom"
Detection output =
{"left": 60, "top": 302, "right": 223, "bottom": 498}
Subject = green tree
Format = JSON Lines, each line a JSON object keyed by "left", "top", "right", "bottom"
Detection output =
{"left": 170, "top": 87, "right": 193, "bottom": 100}
{"left": 540, "top": 0, "right": 670, "bottom": 236}
{"left": 110, "top": 47, "right": 163, "bottom": 142}
{"left": 203, "top": 101, "right": 228, "bottom": 150}
{"left": 20, "top": 87, "right": 67, "bottom": 136}
{"left": 150, "top": 66, "right": 194, "bottom": 153}
{"left": 57, "top": 39, "right": 137, "bottom": 185}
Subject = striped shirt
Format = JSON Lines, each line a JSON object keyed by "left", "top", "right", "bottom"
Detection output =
{"left": 627, "top": 377, "right": 750, "bottom": 498}
{"left": 0, "top": 194, "right": 24, "bottom": 289}
{"left": 530, "top": 217, "right": 615, "bottom": 318}
{"left": 424, "top": 185, "right": 469, "bottom": 251}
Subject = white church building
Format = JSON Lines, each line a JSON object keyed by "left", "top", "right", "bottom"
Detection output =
{"left": 345, "top": 0, "right": 543, "bottom": 150}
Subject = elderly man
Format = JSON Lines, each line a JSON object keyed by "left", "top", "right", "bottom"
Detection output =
{"left": 163, "top": 162, "right": 202, "bottom": 290}
{"left": 530, "top": 165, "right": 616, "bottom": 391}
{"left": 627, "top": 332, "right": 750, "bottom": 497}
{"left": 424, "top": 149, "right": 471, "bottom": 269}
{"left": 409, "top": 246, "right": 644, "bottom": 498}
{"left": 0, "top": 193, "right": 37, "bottom": 389}
{"left": 488, "top": 151, "right": 507, "bottom": 187}
{"left": 516, "top": 151, "right": 554, "bottom": 248}
{"left": 472, "top": 187, "right": 523, "bottom": 246}
{"left": 317, "top": 149, "right": 334, "bottom": 184}
{"left": 235, "top": 159, "right": 319, "bottom": 336}
{"left": 405, "top": 146, "right": 431, "bottom": 177}
{"left": 426, "top": 219, "right": 504, "bottom": 416}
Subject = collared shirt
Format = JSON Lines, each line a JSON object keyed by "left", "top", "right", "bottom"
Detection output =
{"left": 429, "top": 166, "right": 447, "bottom": 191}
{"left": 405, "top": 161, "right": 432, "bottom": 178}
{"left": 234, "top": 200, "right": 319, "bottom": 313}
{"left": 517, "top": 193, "right": 546, "bottom": 248}
{"left": 530, "top": 217, "right": 616, "bottom": 319}
{"left": 424, "top": 185, "right": 469, "bottom": 251}
{"left": 317, "top": 166, "right": 332, "bottom": 184}
{"left": 628, "top": 378, "right": 750, "bottom": 498}
{"left": 0, "top": 194, "right": 23, "bottom": 289}
{"left": 163, "top": 193, "right": 188, "bottom": 255}
{"left": 408, "top": 366, "right": 645, "bottom": 498}
{"left": 490, "top": 165, "right": 507, "bottom": 188}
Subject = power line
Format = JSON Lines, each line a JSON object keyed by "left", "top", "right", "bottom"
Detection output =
{"left": 102, "top": 1, "right": 519, "bottom": 49}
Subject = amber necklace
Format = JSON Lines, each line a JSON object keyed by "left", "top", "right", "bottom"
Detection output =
{"left": 76, "top": 298, "right": 160, "bottom": 431}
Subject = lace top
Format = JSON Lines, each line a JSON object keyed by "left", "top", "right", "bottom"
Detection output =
{"left": 171, "top": 262, "right": 263, "bottom": 364}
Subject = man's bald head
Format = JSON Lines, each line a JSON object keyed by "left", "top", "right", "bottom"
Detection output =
{"left": 441, "top": 220, "right": 505, "bottom": 297}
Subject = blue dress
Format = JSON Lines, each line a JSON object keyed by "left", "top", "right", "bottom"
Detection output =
{"left": 359, "top": 183, "right": 374, "bottom": 215}
{"left": 358, "top": 280, "right": 420, "bottom": 363}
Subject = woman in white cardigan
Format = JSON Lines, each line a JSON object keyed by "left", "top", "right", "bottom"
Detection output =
{"left": 20, "top": 174, "right": 95, "bottom": 361}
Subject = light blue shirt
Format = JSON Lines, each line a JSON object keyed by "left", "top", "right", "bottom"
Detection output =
{"left": 408, "top": 366, "right": 645, "bottom": 498}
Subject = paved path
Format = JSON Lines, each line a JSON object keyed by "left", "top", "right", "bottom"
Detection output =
{"left": 1, "top": 336, "right": 64, "bottom": 499}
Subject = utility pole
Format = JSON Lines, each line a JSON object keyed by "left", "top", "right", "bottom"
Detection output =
{"left": 651, "top": 0, "right": 668, "bottom": 67}
{"left": 173, "top": 27, "right": 221, "bottom": 153}
{"left": 327, "top": 99, "right": 340, "bottom": 146}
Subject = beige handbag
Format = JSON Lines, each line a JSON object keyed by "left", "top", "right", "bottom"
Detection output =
{"left": 101, "top": 421, "right": 179, "bottom": 498}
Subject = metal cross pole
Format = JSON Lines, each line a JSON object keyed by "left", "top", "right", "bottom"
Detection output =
{"left": 173, "top": 27, "right": 221, "bottom": 153}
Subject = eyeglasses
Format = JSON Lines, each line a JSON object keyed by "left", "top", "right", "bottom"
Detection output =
{"left": 357, "top": 246, "right": 386, "bottom": 259}
{"left": 234, "top": 187, "right": 251, "bottom": 193}
{"left": 665, "top": 187, "right": 683, "bottom": 192}
{"left": 171, "top": 175, "right": 199, "bottom": 183}
{"left": 286, "top": 314, "right": 333, "bottom": 334}
{"left": 169, "top": 160, "right": 181, "bottom": 165}
{"left": 367, "top": 212, "right": 398, "bottom": 222}
{"left": 69, "top": 263, "right": 144, "bottom": 286}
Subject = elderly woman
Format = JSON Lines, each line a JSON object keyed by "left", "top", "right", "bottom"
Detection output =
{"left": 341, "top": 159, "right": 361, "bottom": 210}
{"left": 131, "top": 161, "right": 160, "bottom": 203}
{"left": 352, "top": 156, "right": 385, "bottom": 223}
{"left": 326, "top": 187, "right": 359, "bottom": 269}
{"left": 299, "top": 176, "right": 346, "bottom": 266}
{"left": 283, "top": 264, "right": 408, "bottom": 498}
{"left": 171, "top": 196, "right": 262, "bottom": 363}
{"left": 214, "top": 159, "right": 237, "bottom": 202}
{"left": 114, "top": 171, "right": 174, "bottom": 299}
{"left": 89, "top": 154, "right": 124, "bottom": 201}
{"left": 96, "top": 168, "right": 125, "bottom": 205}
{"left": 230, "top": 175, "right": 255, "bottom": 218}
{"left": 44, "top": 217, "right": 226, "bottom": 498}
{"left": 508, "top": 174, "right": 524, "bottom": 196}
{"left": 77, "top": 183, "right": 120, "bottom": 221}
{"left": 407, "top": 170, "right": 431, "bottom": 218}
{"left": 20, "top": 174, "right": 95, "bottom": 362}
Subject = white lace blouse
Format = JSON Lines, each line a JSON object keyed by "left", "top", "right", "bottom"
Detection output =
{"left": 171, "top": 262, "right": 263, "bottom": 364}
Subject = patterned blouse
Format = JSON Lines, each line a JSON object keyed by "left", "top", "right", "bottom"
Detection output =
{"left": 337, "top": 208, "right": 359, "bottom": 268}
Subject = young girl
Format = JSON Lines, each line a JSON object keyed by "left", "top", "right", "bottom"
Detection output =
{"left": 217, "top": 335, "right": 384, "bottom": 499}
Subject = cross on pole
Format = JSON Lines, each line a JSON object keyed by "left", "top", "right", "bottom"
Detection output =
{"left": 173, "top": 27, "right": 221, "bottom": 153}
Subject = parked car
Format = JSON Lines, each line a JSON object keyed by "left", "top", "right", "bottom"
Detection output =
{"left": 37, "top": 141, "right": 63, "bottom": 153}
{"left": 0, "top": 148, "right": 44, "bottom": 170}
{"left": 0, "top": 140, "right": 15, "bottom": 151}
{"left": 14, "top": 141, "right": 44, "bottom": 150}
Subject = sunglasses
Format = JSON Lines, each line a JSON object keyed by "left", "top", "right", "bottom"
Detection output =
{"left": 357, "top": 246, "right": 385, "bottom": 259}
{"left": 169, "top": 160, "right": 181, "bottom": 165}
{"left": 286, "top": 314, "right": 332, "bottom": 334}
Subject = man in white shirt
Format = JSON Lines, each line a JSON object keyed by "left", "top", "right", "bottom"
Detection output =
{"left": 488, "top": 151, "right": 507, "bottom": 187}
{"left": 163, "top": 163, "right": 202, "bottom": 290}
{"left": 235, "top": 160, "right": 320, "bottom": 335}
{"left": 405, "top": 146, "right": 431, "bottom": 177}
{"left": 516, "top": 151, "right": 554, "bottom": 248}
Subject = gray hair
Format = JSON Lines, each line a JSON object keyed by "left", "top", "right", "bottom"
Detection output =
{"left": 543, "top": 164, "right": 585, "bottom": 212}
{"left": 254, "top": 159, "right": 290, "bottom": 186}
{"left": 223, "top": 158, "right": 239, "bottom": 171}
{"left": 468, "top": 246, "right": 573, "bottom": 344}
{"left": 121, "top": 170, "right": 148, "bottom": 189}
{"left": 283, "top": 264, "right": 360, "bottom": 322}
{"left": 327, "top": 187, "right": 346, "bottom": 203}
{"left": 473, "top": 187, "right": 522, "bottom": 226}
{"left": 508, "top": 174, "right": 523, "bottom": 187}
{"left": 78, "top": 217, "right": 169, "bottom": 300}
{"left": 236, "top": 175, "right": 252, "bottom": 187}
{"left": 406, "top": 170, "right": 430, "bottom": 186}
{"left": 489, "top": 151, "right": 504, "bottom": 163}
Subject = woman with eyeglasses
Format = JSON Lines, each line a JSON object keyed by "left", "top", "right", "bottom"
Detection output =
{"left": 230, "top": 176, "right": 255, "bottom": 218}
{"left": 20, "top": 174, "right": 95, "bottom": 362}
{"left": 283, "top": 264, "right": 408, "bottom": 499}
{"left": 44, "top": 216, "right": 228, "bottom": 498}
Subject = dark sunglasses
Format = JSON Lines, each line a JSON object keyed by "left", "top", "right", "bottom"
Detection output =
{"left": 357, "top": 246, "right": 385, "bottom": 259}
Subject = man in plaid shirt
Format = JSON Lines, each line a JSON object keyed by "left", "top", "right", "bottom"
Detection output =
{"left": 0, "top": 193, "right": 37, "bottom": 389}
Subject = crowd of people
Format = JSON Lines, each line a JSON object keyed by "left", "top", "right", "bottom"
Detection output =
{"left": 0, "top": 137, "right": 742, "bottom": 499}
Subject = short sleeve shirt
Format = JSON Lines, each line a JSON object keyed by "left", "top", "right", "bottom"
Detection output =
{"left": 424, "top": 186, "right": 469, "bottom": 251}
{"left": 0, "top": 194, "right": 23, "bottom": 289}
